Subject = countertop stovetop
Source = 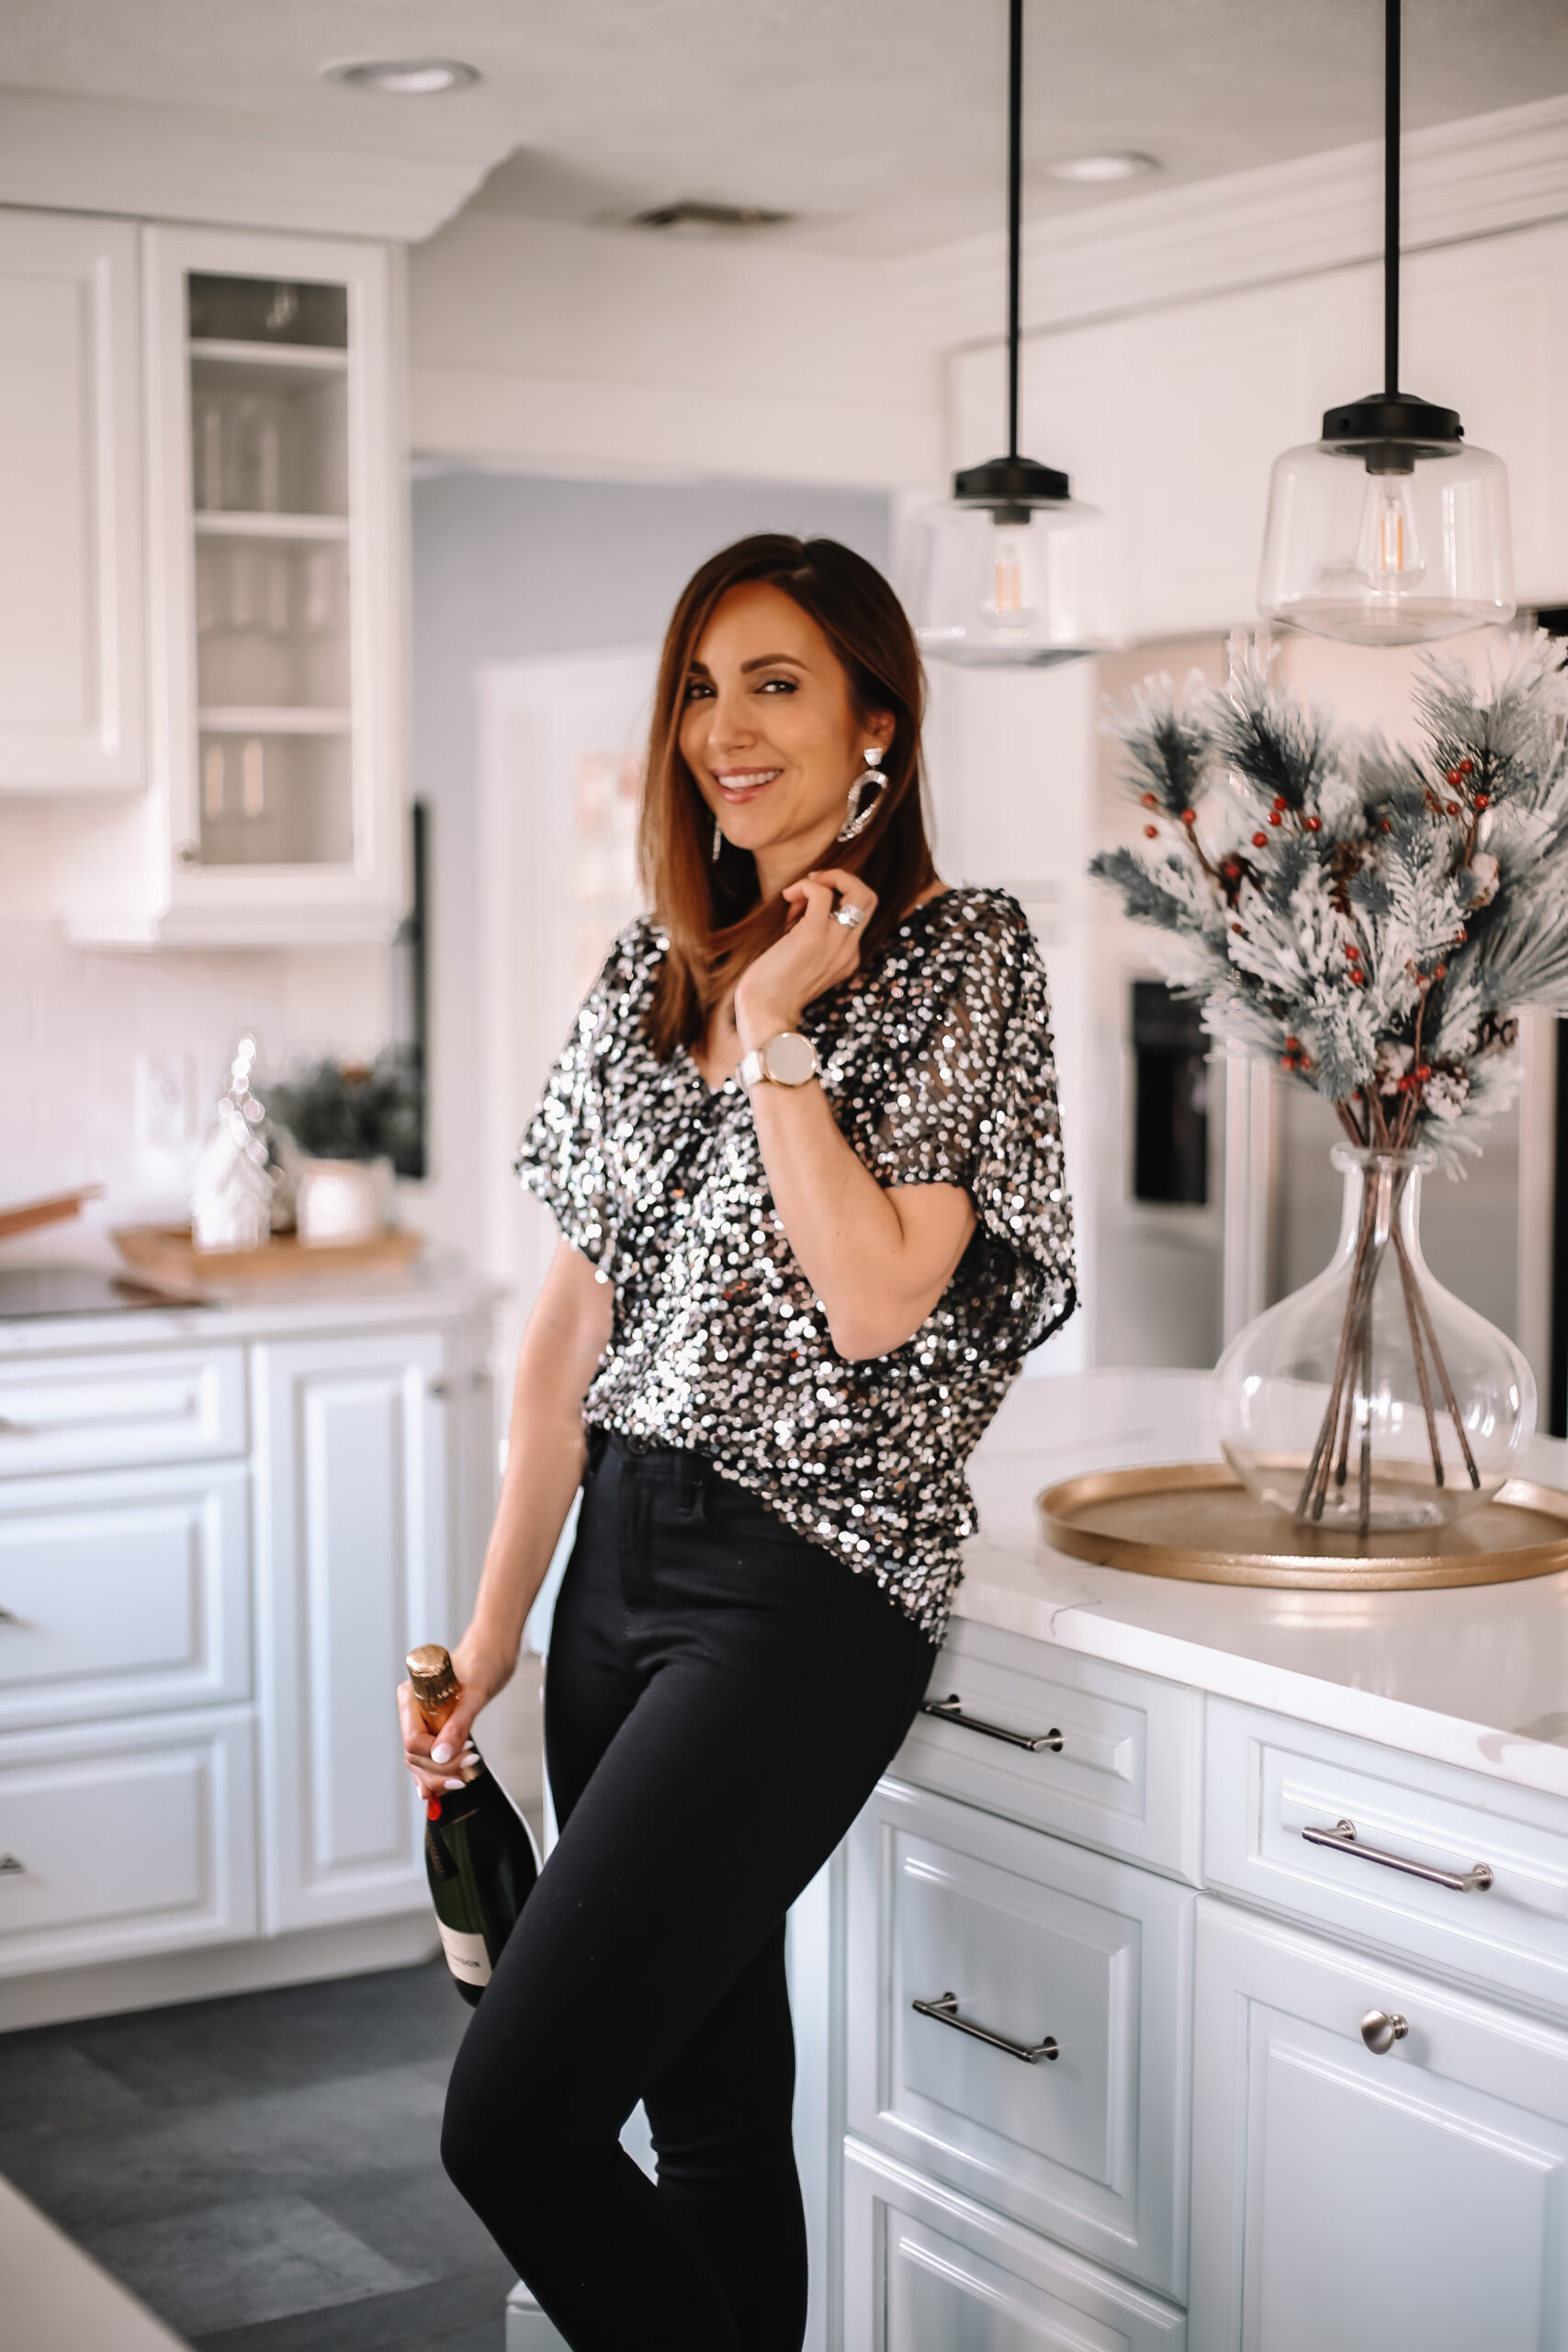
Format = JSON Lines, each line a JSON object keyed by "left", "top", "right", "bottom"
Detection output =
{"left": 0, "top": 1265, "right": 209, "bottom": 1321}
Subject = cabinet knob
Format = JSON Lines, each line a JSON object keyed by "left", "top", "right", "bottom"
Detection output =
{"left": 1360, "top": 2008, "right": 1409, "bottom": 2054}
{"left": 177, "top": 842, "right": 201, "bottom": 865}
{"left": 0, "top": 1855, "right": 25, "bottom": 1877}
{"left": 0, "top": 1605, "right": 18, "bottom": 1624}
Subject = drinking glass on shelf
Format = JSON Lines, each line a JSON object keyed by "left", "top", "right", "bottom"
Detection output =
{"left": 303, "top": 548, "right": 333, "bottom": 633}
{"left": 242, "top": 741, "right": 265, "bottom": 820}
{"left": 193, "top": 399, "right": 225, "bottom": 513}
{"left": 256, "top": 414, "right": 282, "bottom": 513}
{"left": 229, "top": 547, "right": 254, "bottom": 631}
{"left": 266, "top": 552, "right": 290, "bottom": 635}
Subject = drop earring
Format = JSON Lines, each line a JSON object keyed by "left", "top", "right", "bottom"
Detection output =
{"left": 837, "top": 747, "right": 888, "bottom": 843}
{"left": 711, "top": 813, "right": 723, "bottom": 864}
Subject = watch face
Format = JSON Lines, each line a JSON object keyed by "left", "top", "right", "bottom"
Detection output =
{"left": 764, "top": 1032, "right": 818, "bottom": 1086}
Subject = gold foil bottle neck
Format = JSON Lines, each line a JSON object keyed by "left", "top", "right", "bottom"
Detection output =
{"left": 407, "top": 1644, "right": 457, "bottom": 1727}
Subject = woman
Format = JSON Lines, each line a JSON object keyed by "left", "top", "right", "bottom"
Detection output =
{"left": 399, "top": 533, "right": 1076, "bottom": 2350}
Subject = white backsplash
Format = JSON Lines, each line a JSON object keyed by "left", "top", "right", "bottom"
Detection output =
{"left": 0, "top": 807, "right": 391, "bottom": 1265}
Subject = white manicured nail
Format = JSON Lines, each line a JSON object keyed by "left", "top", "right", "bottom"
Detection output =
{"left": 432, "top": 1744, "right": 452, "bottom": 1763}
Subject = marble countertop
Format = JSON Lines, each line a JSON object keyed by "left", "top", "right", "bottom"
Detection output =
{"left": 0, "top": 1252, "right": 505, "bottom": 1357}
{"left": 961, "top": 1369, "right": 1568, "bottom": 1801}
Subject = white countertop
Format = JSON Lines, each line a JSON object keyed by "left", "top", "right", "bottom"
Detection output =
{"left": 0, "top": 1253, "right": 504, "bottom": 1358}
{"left": 962, "top": 1370, "right": 1568, "bottom": 1802}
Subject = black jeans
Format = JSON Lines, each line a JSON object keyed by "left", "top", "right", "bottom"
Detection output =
{"left": 440, "top": 1430, "right": 940, "bottom": 2351}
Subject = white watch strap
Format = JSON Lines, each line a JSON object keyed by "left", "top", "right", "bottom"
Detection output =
{"left": 739, "top": 1032, "right": 819, "bottom": 1089}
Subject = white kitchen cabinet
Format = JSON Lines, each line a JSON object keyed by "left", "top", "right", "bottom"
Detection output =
{"left": 252, "top": 1325, "right": 451, "bottom": 1934}
{"left": 846, "top": 1777, "right": 1194, "bottom": 2299}
{"left": 842, "top": 2139, "right": 1186, "bottom": 2352}
{"left": 1204, "top": 1695, "right": 1568, "bottom": 2019}
{"left": 0, "top": 209, "right": 146, "bottom": 794}
{"left": 0, "top": 1459, "right": 251, "bottom": 1731}
{"left": 894, "top": 1616, "right": 1201, "bottom": 1882}
{"left": 62, "top": 220, "right": 407, "bottom": 946}
{"left": 0, "top": 1708, "right": 256, "bottom": 1976}
{"left": 0, "top": 1275, "right": 496, "bottom": 2030}
{"left": 1190, "top": 1898, "right": 1568, "bottom": 2352}
{"left": 0, "top": 1340, "right": 246, "bottom": 1480}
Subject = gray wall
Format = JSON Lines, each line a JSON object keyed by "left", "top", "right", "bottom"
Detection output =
{"left": 410, "top": 468, "right": 891, "bottom": 1255}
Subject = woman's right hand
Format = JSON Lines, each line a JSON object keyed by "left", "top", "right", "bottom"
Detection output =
{"left": 397, "top": 1626, "right": 519, "bottom": 1804}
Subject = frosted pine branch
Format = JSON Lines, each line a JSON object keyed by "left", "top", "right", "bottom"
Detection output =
{"left": 1089, "top": 633, "right": 1568, "bottom": 1166}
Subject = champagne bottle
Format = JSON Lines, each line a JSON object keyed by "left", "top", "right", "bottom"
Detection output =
{"left": 408, "top": 1645, "right": 540, "bottom": 2007}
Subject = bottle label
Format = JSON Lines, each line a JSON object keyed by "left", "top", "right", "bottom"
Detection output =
{"left": 438, "top": 1922, "right": 492, "bottom": 1988}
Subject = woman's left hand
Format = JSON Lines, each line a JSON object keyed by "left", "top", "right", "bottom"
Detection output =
{"left": 734, "top": 868, "right": 876, "bottom": 1048}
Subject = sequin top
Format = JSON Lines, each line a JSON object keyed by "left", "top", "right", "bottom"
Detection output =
{"left": 515, "top": 888, "right": 1077, "bottom": 1640}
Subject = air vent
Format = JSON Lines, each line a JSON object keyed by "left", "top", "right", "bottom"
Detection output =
{"left": 629, "top": 200, "right": 794, "bottom": 234}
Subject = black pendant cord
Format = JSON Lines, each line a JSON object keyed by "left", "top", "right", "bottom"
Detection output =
{"left": 952, "top": 0, "right": 1070, "bottom": 506}
{"left": 1383, "top": 0, "right": 1401, "bottom": 400}
{"left": 1006, "top": 0, "right": 1023, "bottom": 460}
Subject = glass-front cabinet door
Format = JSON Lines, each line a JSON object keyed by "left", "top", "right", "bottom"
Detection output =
{"left": 67, "top": 225, "right": 405, "bottom": 946}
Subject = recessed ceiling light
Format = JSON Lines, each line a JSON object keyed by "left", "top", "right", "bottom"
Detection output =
{"left": 323, "top": 59, "right": 480, "bottom": 96}
{"left": 1044, "top": 152, "right": 1159, "bottom": 185}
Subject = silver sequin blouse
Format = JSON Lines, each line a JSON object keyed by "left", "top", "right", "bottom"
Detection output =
{"left": 515, "top": 887, "right": 1077, "bottom": 1640}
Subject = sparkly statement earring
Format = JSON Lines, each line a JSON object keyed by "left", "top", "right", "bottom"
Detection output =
{"left": 837, "top": 747, "right": 887, "bottom": 842}
{"left": 711, "top": 812, "right": 723, "bottom": 864}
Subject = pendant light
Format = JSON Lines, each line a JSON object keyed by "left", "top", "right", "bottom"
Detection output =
{"left": 1258, "top": 0, "right": 1514, "bottom": 646}
{"left": 910, "top": 0, "right": 1112, "bottom": 666}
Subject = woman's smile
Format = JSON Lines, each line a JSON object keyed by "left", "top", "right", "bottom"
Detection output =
{"left": 711, "top": 764, "right": 784, "bottom": 803}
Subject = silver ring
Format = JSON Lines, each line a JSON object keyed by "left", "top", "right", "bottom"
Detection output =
{"left": 832, "top": 902, "right": 865, "bottom": 929}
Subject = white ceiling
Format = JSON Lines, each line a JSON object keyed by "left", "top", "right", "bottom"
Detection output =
{"left": 4, "top": 0, "right": 1567, "bottom": 255}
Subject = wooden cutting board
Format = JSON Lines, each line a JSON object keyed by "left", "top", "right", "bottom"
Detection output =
{"left": 111, "top": 1225, "right": 423, "bottom": 1286}
{"left": 0, "top": 1185, "right": 104, "bottom": 1242}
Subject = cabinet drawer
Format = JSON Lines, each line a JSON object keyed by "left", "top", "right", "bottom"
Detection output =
{"left": 843, "top": 2139, "right": 1186, "bottom": 2352}
{"left": 892, "top": 1615, "right": 1201, "bottom": 1879}
{"left": 0, "top": 1345, "right": 245, "bottom": 1478}
{"left": 1190, "top": 1899, "right": 1568, "bottom": 2352}
{"left": 0, "top": 1462, "right": 251, "bottom": 1730}
{"left": 1205, "top": 1697, "right": 1568, "bottom": 2016}
{"left": 846, "top": 1776, "right": 1194, "bottom": 2298}
{"left": 0, "top": 1709, "right": 256, "bottom": 1977}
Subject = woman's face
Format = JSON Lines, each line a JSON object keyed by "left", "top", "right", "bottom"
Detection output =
{"left": 680, "top": 582, "right": 894, "bottom": 879}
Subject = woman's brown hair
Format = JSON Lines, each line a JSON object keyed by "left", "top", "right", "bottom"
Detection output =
{"left": 638, "top": 533, "right": 936, "bottom": 1059}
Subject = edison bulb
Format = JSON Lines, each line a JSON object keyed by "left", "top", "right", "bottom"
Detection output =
{"left": 909, "top": 493, "right": 1115, "bottom": 666}
{"left": 984, "top": 527, "right": 1038, "bottom": 628}
{"left": 1355, "top": 470, "right": 1426, "bottom": 591}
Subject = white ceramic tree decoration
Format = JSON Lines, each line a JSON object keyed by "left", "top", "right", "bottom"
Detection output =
{"left": 190, "top": 1035, "right": 275, "bottom": 1251}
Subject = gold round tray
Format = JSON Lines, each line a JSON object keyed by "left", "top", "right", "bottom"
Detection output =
{"left": 1036, "top": 1462, "right": 1568, "bottom": 1589}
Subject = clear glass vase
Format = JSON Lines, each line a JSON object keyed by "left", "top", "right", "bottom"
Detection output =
{"left": 1216, "top": 1147, "right": 1536, "bottom": 1534}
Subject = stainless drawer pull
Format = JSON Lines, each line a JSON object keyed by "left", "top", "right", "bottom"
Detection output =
{"left": 0, "top": 1855, "right": 24, "bottom": 1876}
{"left": 912, "top": 1989, "right": 1059, "bottom": 2064}
{"left": 0, "top": 1606, "right": 17, "bottom": 1624}
{"left": 1303, "top": 1816, "right": 1493, "bottom": 1894}
{"left": 1361, "top": 2008, "right": 1409, "bottom": 2054}
{"left": 0, "top": 1418, "right": 32, "bottom": 1436}
{"left": 919, "top": 1693, "right": 1063, "bottom": 1754}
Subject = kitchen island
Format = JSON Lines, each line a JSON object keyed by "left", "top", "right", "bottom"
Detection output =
{"left": 791, "top": 1368, "right": 1568, "bottom": 2352}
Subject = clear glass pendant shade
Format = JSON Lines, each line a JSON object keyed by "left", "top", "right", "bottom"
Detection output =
{"left": 1258, "top": 431, "right": 1514, "bottom": 648}
{"left": 1216, "top": 1148, "right": 1534, "bottom": 1532}
{"left": 909, "top": 493, "right": 1114, "bottom": 668}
